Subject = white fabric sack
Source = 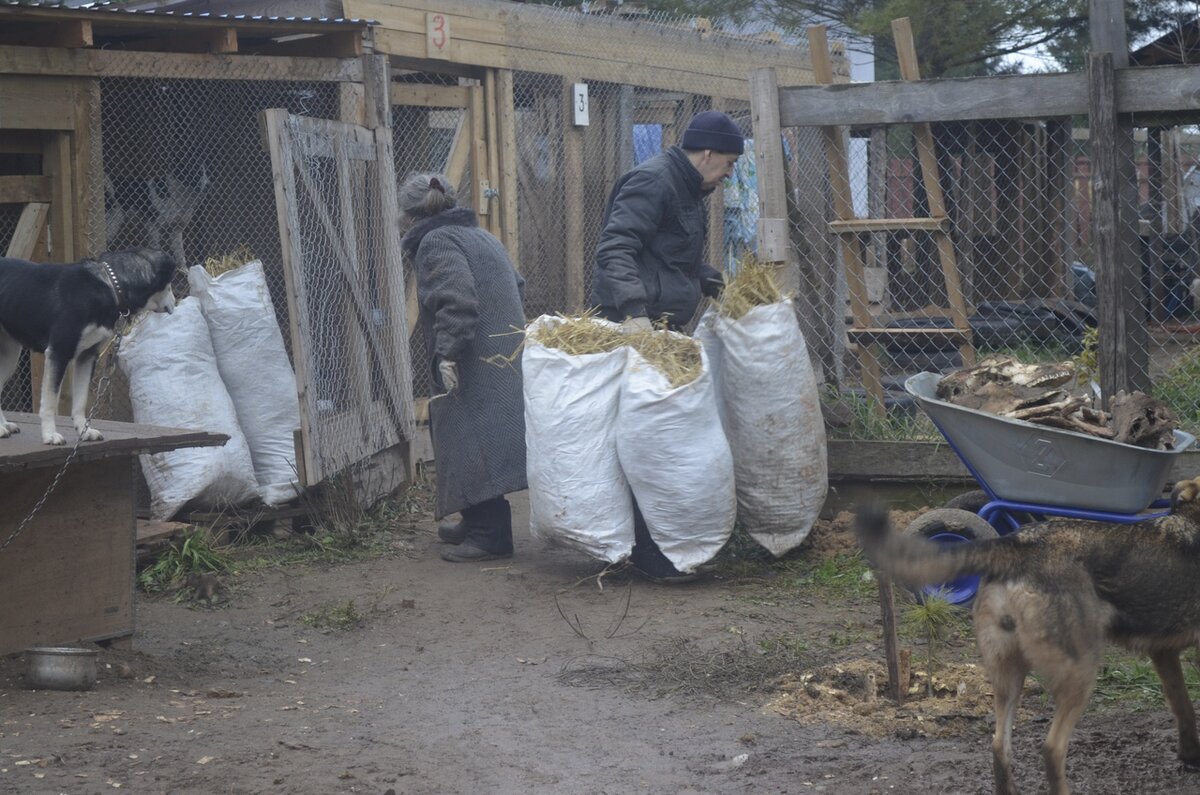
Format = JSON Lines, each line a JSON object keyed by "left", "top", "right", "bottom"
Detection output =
{"left": 523, "top": 315, "right": 633, "bottom": 563}
{"left": 616, "top": 340, "right": 736, "bottom": 573}
{"left": 693, "top": 309, "right": 729, "bottom": 432}
{"left": 189, "top": 262, "right": 301, "bottom": 505}
{"left": 118, "top": 297, "right": 259, "bottom": 520}
{"left": 710, "top": 300, "right": 827, "bottom": 556}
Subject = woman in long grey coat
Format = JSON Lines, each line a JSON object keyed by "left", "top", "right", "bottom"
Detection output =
{"left": 399, "top": 172, "right": 527, "bottom": 562}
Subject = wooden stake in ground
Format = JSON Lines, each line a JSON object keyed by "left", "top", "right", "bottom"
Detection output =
{"left": 877, "top": 575, "right": 904, "bottom": 704}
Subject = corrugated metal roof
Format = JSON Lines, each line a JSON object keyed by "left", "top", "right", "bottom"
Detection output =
{"left": 0, "top": 1, "right": 370, "bottom": 25}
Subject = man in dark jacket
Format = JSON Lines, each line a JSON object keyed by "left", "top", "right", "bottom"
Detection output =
{"left": 592, "top": 110, "right": 744, "bottom": 581}
{"left": 593, "top": 110, "right": 743, "bottom": 332}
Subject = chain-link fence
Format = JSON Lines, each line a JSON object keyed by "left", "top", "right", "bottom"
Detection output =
{"left": 792, "top": 117, "right": 1200, "bottom": 440}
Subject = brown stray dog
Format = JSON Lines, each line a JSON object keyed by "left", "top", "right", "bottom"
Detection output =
{"left": 855, "top": 478, "right": 1200, "bottom": 795}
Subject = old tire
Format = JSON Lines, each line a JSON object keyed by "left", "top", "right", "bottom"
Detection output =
{"left": 942, "top": 490, "right": 1031, "bottom": 531}
{"left": 902, "top": 508, "right": 999, "bottom": 605}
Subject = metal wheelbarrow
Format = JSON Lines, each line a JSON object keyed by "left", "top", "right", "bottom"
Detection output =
{"left": 901, "top": 372, "right": 1196, "bottom": 604}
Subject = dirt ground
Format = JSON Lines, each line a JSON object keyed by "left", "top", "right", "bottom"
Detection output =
{"left": 3, "top": 496, "right": 1200, "bottom": 795}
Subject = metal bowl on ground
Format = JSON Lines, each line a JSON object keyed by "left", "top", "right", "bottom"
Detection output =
{"left": 25, "top": 647, "right": 98, "bottom": 691}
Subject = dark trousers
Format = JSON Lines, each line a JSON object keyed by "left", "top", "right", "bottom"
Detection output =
{"left": 461, "top": 496, "right": 514, "bottom": 555}
{"left": 629, "top": 498, "right": 683, "bottom": 577}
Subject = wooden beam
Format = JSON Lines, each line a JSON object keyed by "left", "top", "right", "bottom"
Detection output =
{"left": 5, "top": 202, "right": 49, "bottom": 259}
{"left": 1089, "top": 52, "right": 1149, "bottom": 403}
{"left": 1090, "top": 0, "right": 1130, "bottom": 67}
{"left": 563, "top": 77, "right": 585, "bottom": 311}
{"left": 749, "top": 69, "right": 789, "bottom": 265}
{"left": 829, "top": 217, "right": 950, "bottom": 234}
{"left": 776, "top": 64, "right": 1200, "bottom": 127}
{"left": 357, "top": 0, "right": 825, "bottom": 100}
{"left": 0, "top": 76, "right": 76, "bottom": 130}
{"left": 262, "top": 108, "right": 320, "bottom": 484}
{"left": 484, "top": 68, "right": 502, "bottom": 236}
{"left": 496, "top": 68, "right": 520, "bottom": 269}
{"left": 0, "top": 45, "right": 363, "bottom": 83}
{"left": 391, "top": 83, "right": 471, "bottom": 108}
{"left": 0, "top": 175, "right": 52, "bottom": 204}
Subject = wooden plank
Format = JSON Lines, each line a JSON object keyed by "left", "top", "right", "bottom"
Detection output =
{"left": 878, "top": 577, "right": 904, "bottom": 705}
{"left": 469, "top": 83, "right": 488, "bottom": 215}
{"left": 0, "top": 76, "right": 75, "bottom": 130}
{"left": 262, "top": 108, "right": 321, "bottom": 485}
{"left": 809, "top": 25, "right": 883, "bottom": 411}
{"left": 0, "top": 412, "right": 226, "bottom": 472}
{"left": 137, "top": 519, "right": 190, "bottom": 545}
{"left": 391, "top": 83, "right": 472, "bottom": 108}
{"left": 361, "top": 53, "right": 391, "bottom": 132}
{"left": 750, "top": 69, "right": 788, "bottom": 265}
{"left": 563, "top": 78, "right": 585, "bottom": 311}
{"left": 50, "top": 20, "right": 92, "bottom": 49}
{"left": 1088, "top": 52, "right": 1150, "bottom": 403}
{"left": 0, "top": 44, "right": 363, "bottom": 83}
{"left": 1090, "top": 0, "right": 1130, "bottom": 67}
{"left": 496, "top": 68, "right": 520, "bottom": 268}
{"left": 353, "top": 0, "right": 820, "bottom": 91}
{"left": 830, "top": 217, "right": 949, "bottom": 234}
{"left": 0, "top": 460, "right": 133, "bottom": 655}
{"left": 847, "top": 327, "right": 969, "bottom": 346}
{"left": 374, "top": 124, "right": 417, "bottom": 439}
{"left": 44, "top": 130, "right": 75, "bottom": 262}
{"left": 5, "top": 202, "right": 48, "bottom": 259}
{"left": 892, "top": 18, "right": 973, "bottom": 364}
{"left": 484, "top": 69, "right": 502, "bottom": 235}
{"left": 777, "top": 63, "right": 1200, "bottom": 128}
{"left": 72, "top": 77, "right": 103, "bottom": 259}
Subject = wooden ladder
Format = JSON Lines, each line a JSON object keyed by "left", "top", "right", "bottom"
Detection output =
{"left": 808, "top": 19, "right": 974, "bottom": 415}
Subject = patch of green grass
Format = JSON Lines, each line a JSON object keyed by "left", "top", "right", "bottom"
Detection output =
{"left": 824, "top": 389, "right": 938, "bottom": 442}
{"left": 981, "top": 340, "right": 1076, "bottom": 364}
{"left": 138, "top": 530, "right": 229, "bottom": 593}
{"left": 300, "top": 599, "right": 366, "bottom": 632}
{"left": 712, "top": 528, "right": 877, "bottom": 605}
{"left": 1092, "top": 648, "right": 1200, "bottom": 711}
{"left": 1154, "top": 347, "right": 1200, "bottom": 434}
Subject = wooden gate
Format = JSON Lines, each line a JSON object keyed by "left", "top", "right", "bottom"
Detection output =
{"left": 262, "top": 108, "right": 415, "bottom": 487}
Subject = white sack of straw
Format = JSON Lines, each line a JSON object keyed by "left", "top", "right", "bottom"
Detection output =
{"left": 617, "top": 338, "right": 735, "bottom": 572}
{"left": 698, "top": 301, "right": 827, "bottom": 556}
{"left": 523, "top": 315, "right": 634, "bottom": 562}
{"left": 119, "top": 298, "right": 259, "bottom": 519}
{"left": 189, "top": 262, "right": 300, "bottom": 506}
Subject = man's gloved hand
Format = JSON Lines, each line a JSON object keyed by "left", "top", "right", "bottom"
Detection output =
{"left": 702, "top": 273, "right": 725, "bottom": 299}
{"left": 620, "top": 316, "right": 654, "bottom": 334}
{"left": 438, "top": 359, "right": 460, "bottom": 394}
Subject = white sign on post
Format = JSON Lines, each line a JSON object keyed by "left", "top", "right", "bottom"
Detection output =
{"left": 426, "top": 12, "right": 450, "bottom": 59}
{"left": 572, "top": 83, "right": 590, "bottom": 126}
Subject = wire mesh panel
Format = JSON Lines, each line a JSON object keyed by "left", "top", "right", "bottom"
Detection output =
{"left": 791, "top": 116, "right": 1200, "bottom": 439}
{"left": 263, "top": 110, "right": 415, "bottom": 485}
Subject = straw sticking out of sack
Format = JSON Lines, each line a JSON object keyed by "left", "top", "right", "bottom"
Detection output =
{"left": 626, "top": 330, "right": 703, "bottom": 388}
{"left": 202, "top": 245, "right": 257, "bottom": 277}
{"left": 526, "top": 313, "right": 626, "bottom": 355}
{"left": 717, "top": 255, "right": 785, "bottom": 319}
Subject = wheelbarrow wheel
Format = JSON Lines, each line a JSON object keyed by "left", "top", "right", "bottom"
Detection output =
{"left": 902, "top": 508, "right": 999, "bottom": 606}
{"left": 942, "top": 489, "right": 1032, "bottom": 530}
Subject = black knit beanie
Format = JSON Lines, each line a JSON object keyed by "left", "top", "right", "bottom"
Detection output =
{"left": 680, "top": 110, "right": 744, "bottom": 155}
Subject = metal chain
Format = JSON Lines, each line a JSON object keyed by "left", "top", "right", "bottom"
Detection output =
{"left": 0, "top": 320, "right": 129, "bottom": 553}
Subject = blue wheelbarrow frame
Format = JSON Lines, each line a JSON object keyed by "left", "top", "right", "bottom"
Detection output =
{"left": 903, "top": 372, "right": 1196, "bottom": 603}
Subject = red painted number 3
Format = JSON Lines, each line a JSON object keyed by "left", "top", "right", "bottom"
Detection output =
{"left": 431, "top": 14, "right": 447, "bottom": 50}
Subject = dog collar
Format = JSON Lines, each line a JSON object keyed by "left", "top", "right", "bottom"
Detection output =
{"left": 99, "top": 259, "right": 127, "bottom": 313}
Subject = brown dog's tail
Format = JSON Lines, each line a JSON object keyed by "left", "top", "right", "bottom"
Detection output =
{"left": 854, "top": 503, "right": 1026, "bottom": 587}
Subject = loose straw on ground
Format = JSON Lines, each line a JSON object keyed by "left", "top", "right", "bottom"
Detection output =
{"left": 717, "top": 255, "right": 785, "bottom": 319}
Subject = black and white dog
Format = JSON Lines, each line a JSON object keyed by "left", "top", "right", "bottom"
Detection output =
{"left": 0, "top": 248, "right": 177, "bottom": 445}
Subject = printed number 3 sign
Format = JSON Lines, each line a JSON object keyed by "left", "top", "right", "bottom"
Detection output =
{"left": 426, "top": 12, "right": 450, "bottom": 59}
{"left": 572, "top": 83, "right": 589, "bottom": 126}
